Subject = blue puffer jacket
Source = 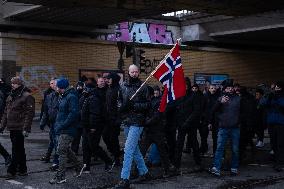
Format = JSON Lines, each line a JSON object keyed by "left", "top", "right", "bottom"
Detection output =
{"left": 54, "top": 87, "right": 79, "bottom": 137}
{"left": 262, "top": 93, "right": 284, "bottom": 126}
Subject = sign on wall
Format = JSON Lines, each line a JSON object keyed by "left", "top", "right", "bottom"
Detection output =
{"left": 194, "top": 73, "right": 229, "bottom": 86}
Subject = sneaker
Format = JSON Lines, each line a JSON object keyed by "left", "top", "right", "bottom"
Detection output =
{"left": 138, "top": 172, "right": 153, "bottom": 182}
{"left": 4, "top": 155, "right": 12, "bottom": 167}
{"left": 208, "top": 167, "right": 221, "bottom": 177}
{"left": 49, "top": 176, "right": 67, "bottom": 184}
{"left": 270, "top": 150, "right": 274, "bottom": 155}
{"left": 105, "top": 163, "right": 112, "bottom": 172}
{"left": 40, "top": 155, "right": 50, "bottom": 163}
{"left": 230, "top": 168, "right": 238, "bottom": 176}
{"left": 114, "top": 179, "right": 130, "bottom": 189}
{"left": 256, "top": 141, "right": 264, "bottom": 148}
{"left": 50, "top": 164, "right": 59, "bottom": 171}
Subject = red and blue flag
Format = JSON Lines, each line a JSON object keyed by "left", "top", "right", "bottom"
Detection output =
{"left": 153, "top": 43, "right": 186, "bottom": 112}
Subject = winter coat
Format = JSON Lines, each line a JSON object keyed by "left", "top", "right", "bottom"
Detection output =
{"left": 40, "top": 91, "right": 59, "bottom": 128}
{"left": 211, "top": 93, "right": 241, "bottom": 128}
{"left": 0, "top": 85, "right": 35, "bottom": 132}
{"left": 106, "top": 85, "right": 121, "bottom": 125}
{"left": 81, "top": 89, "right": 104, "bottom": 130}
{"left": 261, "top": 92, "right": 284, "bottom": 126}
{"left": 144, "top": 96, "right": 165, "bottom": 133}
{"left": 177, "top": 90, "right": 204, "bottom": 128}
{"left": 119, "top": 78, "right": 150, "bottom": 126}
{"left": 203, "top": 92, "right": 220, "bottom": 125}
{"left": 40, "top": 87, "right": 54, "bottom": 120}
{"left": 54, "top": 87, "right": 79, "bottom": 137}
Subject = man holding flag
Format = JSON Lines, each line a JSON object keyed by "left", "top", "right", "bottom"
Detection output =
{"left": 115, "top": 40, "right": 186, "bottom": 189}
{"left": 115, "top": 64, "right": 151, "bottom": 189}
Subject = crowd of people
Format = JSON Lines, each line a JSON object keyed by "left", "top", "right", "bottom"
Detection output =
{"left": 0, "top": 64, "right": 284, "bottom": 189}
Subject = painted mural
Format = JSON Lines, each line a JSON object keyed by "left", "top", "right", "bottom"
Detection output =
{"left": 98, "top": 22, "right": 180, "bottom": 44}
{"left": 19, "top": 65, "right": 56, "bottom": 96}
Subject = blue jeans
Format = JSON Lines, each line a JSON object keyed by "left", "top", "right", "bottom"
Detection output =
{"left": 147, "top": 144, "right": 161, "bottom": 165}
{"left": 213, "top": 128, "right": 240, "bottom": 171}
{"left": 121, "top": 125, "right": 148, "bottom": 180}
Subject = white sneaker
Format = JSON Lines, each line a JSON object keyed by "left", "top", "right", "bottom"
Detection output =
{"left": 256, "top": 141, "right": 264, "bottom": 148}
{"left": 270, "top": 150, "right": 274, "bottom": 155}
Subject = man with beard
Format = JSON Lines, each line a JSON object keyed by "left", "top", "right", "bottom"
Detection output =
{"left": 209, "top": 80, "right": 241, "bottom": 176}
{"left": 115, "top": 65, "right": 151, "bottom": 189}
{"left": 0, "top": 77, "right": 35, "bottom": 179}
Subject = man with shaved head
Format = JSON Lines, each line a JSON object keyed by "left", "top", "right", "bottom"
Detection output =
{"left": 115, "top": 64, "right": 151, "bottom": 189}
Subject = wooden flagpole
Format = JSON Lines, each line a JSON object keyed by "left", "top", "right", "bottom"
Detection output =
{"left": 130, "top": 38, "right": 182, "bottom": 100}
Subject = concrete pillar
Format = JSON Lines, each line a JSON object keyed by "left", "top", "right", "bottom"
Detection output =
{"left": 0, "top": 37, "right": 17, "bottom": 82}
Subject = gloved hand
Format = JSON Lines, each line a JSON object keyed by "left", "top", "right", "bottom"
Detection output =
{"left": 23, "top": 131, "right": 29, "bottom": 137}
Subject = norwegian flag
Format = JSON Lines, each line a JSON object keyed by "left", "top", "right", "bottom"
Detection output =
{"left": 153, "top": 43, "right": 186, "bottom": 112}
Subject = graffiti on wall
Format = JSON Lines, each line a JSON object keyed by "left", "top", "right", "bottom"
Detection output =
{"left": 19, "top": 66, "right": 56, "bottom": 96}
{"left": 98, "top": 22, "right": 180, "bottom": 44}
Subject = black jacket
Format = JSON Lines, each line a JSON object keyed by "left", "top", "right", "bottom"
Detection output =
{"left": 204, "top": 92, "right": 220, "bottom": 125}
{"left": 144, "top": 96, "right": 165, "bottom": 132}
{"left": 81, "top": 89, "right": 104, "bottom": 130}
{"left": 40, "top": 91, "right": 59, "bottom": 128}
{"left": 177, "top": 90, "right": 204, "bottom": 128}
{"left": 211, "top": 93, "right": 241, "bottom": 128}
{"left": 106, "top": 80, "right": 121, "bottom": 124}
{"left": 119, "top": 78, "right": 150, "bottom": 126}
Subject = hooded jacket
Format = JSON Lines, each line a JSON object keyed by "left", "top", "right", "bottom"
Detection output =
{"left": 106, "top": 73, "right": 121, "bottom": 124}
{"left": 0, "top": 85, "right": 35, "bottom": 132}
{"left": 54, "top": 87, "right": 79, "bottom": 137}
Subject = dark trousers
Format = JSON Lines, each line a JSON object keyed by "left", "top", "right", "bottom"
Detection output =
{"left": 165, "top": 114, "right": 177, "bottom": 164}
{"left": 174, "top": 124, "right": 201, "bottom": 168}
{"left": 255, "top": 124, "right": 264, "bottom": 142}
{"left": 271, "top": 125, "right": 284, "bottom": 166}
{"left": 0, "top": 143, "right": 10, "bottom": 159}
{"left": 71, "top": 127, "right": 83, "bottom": 154}
{"left": 239, "top": 124, "right": 254, "bottom": 160}
{"left": 198, "top": 123, "right": 209, "bottom": 153}
{"left": 82, "top": 128, "right": 112, "bottom": 168}
{"left": 8, "top": 130, "right": 27, "bottom": 175}
{"left": 102, "top": 122, "right": 121, "bottom": 159}
{"left": 140, "top": 130, "right": 170, "bottom": 170}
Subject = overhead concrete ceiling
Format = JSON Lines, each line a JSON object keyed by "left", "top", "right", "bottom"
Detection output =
{"left": 5, "top": 0, "right": 284, "bottom": 24}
